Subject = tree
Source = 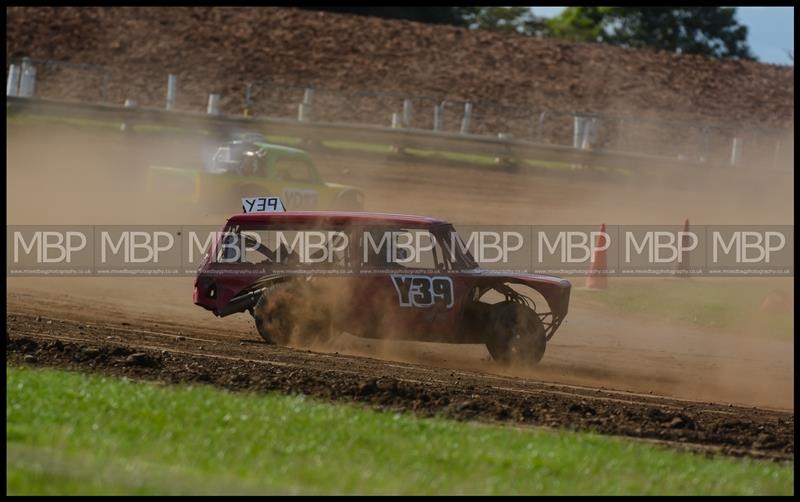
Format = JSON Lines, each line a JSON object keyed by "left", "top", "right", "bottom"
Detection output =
{"left": 456, "top": 7, "right": 547, "bottom": 35}
{"left": 298, "top": 7, "right": 466, "bottom": 26}
{"left": 298, "top": 7, "right": 549, "bottom": 34}
{"left": 545, "top": 7, "right": 755, "bottom": 60}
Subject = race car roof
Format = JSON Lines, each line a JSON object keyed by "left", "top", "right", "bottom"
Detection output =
{"left": 226, "top": 211, "right": 449, "bottom": 227}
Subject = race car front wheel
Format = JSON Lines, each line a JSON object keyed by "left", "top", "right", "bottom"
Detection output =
{"left": 485, "top": 301, "right": 546, "bottom": 366}
{"left": 253, "top": 282, "right": 332, "bottom": 348}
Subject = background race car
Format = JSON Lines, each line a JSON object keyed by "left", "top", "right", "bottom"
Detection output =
{"left": 147, "top": 139, "right": 365, "bottom": 212}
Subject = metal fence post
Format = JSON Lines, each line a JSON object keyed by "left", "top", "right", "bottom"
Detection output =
{"left": 18, "top": 58, "right": 36, "bottom": 98}
{"left": 101, "top": 73, "right": 109, "bottom": 103}
{"left": 699, "top": 127, "right": 710, "bottom": 163}
{"left": 433, "top": 103, "right": 442, "bottom": 131}
{"left": 6, "top": 64, "right": 20, "bottom": 96}
{"left": 460, "top": 102, "right": 472, "bottom": 134}
{"left": 495, "top": 133, "right": 518, "bottom": 170}
{"left": 536, "top": 111, "right": 548, "bottom": 142}
{"left": 298, "top": 88, "right": 314, "bottom": 122}
{"left": 573, "top": 115, "right": 585, "bottom": 149}
{"left": 166, "top": 74, "right": 177, "bottom": 111}
{"left": 402, "top": 99, "right": 413, "bottom": 128}
{"left": 390, "top": 112, "right": 405, "bottom": 154}
{"left": 120, "top": 99, "right": 138, "bottom": 132}
{"left": 244, "top": 83, "right": 253, "bottom": 117}
{"left": 730, "top": 137, "right": 742, "bottom": 166}
{"left": 582, "top": 116, "right": 598, "bottom": 149}
{"left": 298, "top": 103, "right": 309, "bottom": 122}
{"left": 207, "top": 94, "right": 220, "bottom": 115}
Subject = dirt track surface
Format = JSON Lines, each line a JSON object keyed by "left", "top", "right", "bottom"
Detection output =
{"left": 6, "top": 309, "right": 793, "bottom": 461}
{"left": 6, "top": 124, "right": 795, "bottom": 462}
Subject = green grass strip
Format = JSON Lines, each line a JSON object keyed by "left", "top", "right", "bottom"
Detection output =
{"left": 6, "top": 366, "right": 793, "bottom": 495}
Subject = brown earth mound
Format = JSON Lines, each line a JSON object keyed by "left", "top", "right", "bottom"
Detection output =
{"left": 6, "top": 6, "right": 794, "bottom": 131}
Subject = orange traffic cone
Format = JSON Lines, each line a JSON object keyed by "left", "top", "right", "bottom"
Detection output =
{"left": 585, "top": 223, "right": 608, "bottom": 290}
{"left": 760, "top": 290, "right": 791, "bottom": 313}
{"left": 674, "top": 218, "right": 691, "bottom": 277}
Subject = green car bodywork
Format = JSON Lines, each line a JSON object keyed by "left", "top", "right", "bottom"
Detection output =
{"left": 147, "top": 142, "right": 364, "bottom": 211}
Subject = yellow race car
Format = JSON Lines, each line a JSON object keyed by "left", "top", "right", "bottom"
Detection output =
{"left": 147, "top": 140, "right": 364, "bottom": 211}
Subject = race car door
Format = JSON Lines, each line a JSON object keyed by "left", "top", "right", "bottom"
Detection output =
{"left": 354, "top": 226, "right": 462, "bottom": 342}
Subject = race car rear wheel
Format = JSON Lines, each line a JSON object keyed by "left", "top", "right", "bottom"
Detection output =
{"left": 486, "top": 301, "right": 546, "bottom": 366}
{"left": 253, "top": 282, "right": 332, "bottom": 347}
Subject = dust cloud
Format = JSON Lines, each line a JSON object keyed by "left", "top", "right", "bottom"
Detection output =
{"left": 6, "top": 119, "right": 794, "bottom": 409}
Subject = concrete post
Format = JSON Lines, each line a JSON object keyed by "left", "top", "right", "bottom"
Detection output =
{"left": 207, "top": 94, "right": 220, "bottom": 115}
{"left": 402, "top": 99, "right": 413, "bottom": 128}
{"left": 6, "top": 64, "right": 20, "bottom": 96}
{"left": 18, "top": 58, "right": 36, "bottom": 98}
{"left": 166, "top": 74, "right": 177, "bottom": 111}
{"left": 460, "top": 102, "right": 472, "bottom": 134}
{"left": 730, "top": 137, "right": 742, "bottom": 166}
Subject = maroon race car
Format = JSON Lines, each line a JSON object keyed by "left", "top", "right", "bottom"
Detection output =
{"left": 193, "top": 199, "right": 571, "bottom": 365}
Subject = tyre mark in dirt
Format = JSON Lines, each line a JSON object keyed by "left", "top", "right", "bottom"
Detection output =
{"left": 6, "top": 312, "right": 793, "bottom": 461}
{"left": 10, "top": 315, "right": 759, "bottom": 416}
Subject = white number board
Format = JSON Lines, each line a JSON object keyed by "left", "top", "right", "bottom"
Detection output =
{"left": 242, "top": 196, "right": 286, "bottom": 213}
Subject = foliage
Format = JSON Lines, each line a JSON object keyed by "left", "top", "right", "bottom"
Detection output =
{"left": 300, "top": 7, "right": 755, "bottom": 60}
{"left": 545, "top": 7, "right": 755, "bottom": 59}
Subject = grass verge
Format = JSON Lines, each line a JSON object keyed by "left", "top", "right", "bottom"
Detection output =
{"left": 6, "top": 366, "right": 793, "bottom": 495}
{"left": 573, "top": 277, "right": 793, "bottom": 336}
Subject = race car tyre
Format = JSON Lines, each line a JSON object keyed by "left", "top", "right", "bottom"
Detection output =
{"left": 485, "top": 301, "right": 546, "bottom": 366}
{"left": 253, "top": 282, "right": 332, "bottom": 347}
